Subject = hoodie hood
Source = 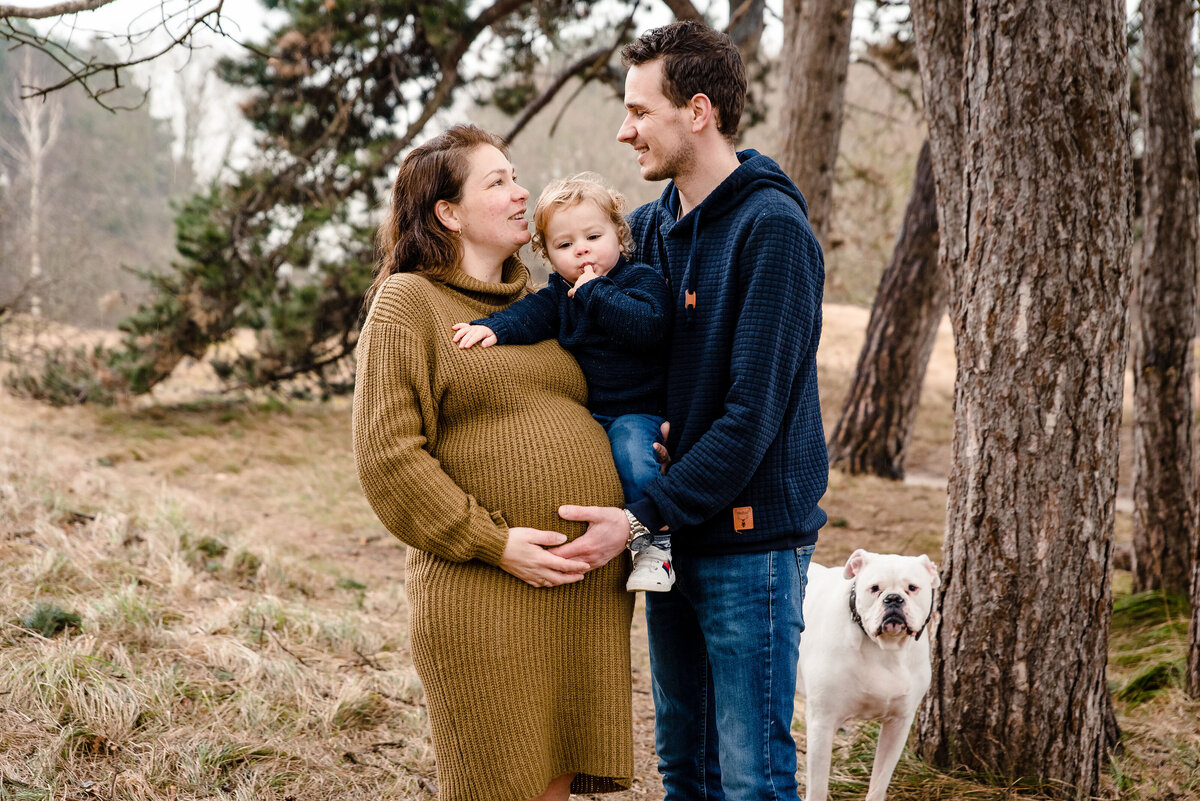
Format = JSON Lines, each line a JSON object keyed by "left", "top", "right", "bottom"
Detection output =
{"left": 654, "top": 149, "right": 809, "bottom": 232}
{"left": 652, "top": 150, "right": 808, "bottom": 323}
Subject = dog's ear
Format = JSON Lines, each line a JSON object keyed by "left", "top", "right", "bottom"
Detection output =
{"left": 920, "top": 555, "right": 940, "bottom": 588}
{"left": 843, "top": 549, "right": 869, "bottom": 579}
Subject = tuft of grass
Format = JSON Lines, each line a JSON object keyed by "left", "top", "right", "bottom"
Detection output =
{"left": 194, "top": 536, "right": 229, "bottom": 559}
{"left": 1109, "top": 590, "right": 1190, "bottom": 685}
{"left": 1112, "top": 591, "right": 1189, "bottom": 631}
{"left": 2, "top": 343, "right": 121, "bottom": 407}
{"left": 232, "top": 550, "right": 263, "bottom": 583}
{"left": 327, "top": 685, "right": 390, "bottom": 732}
{"left": 816, "top": 721, "right": 1065, "bottom": 801}
{"left": 19, "top": 601, "right": 81, "bottom": 638}
{"left": 1115, "top": 659, "right": 1185, "bottom": 705}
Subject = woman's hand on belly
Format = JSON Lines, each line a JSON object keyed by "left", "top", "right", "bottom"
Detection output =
{"left": 500, "top": 527, "right": 593, "bottom": 588}
{"left": 548, "top": 506, "right": 630, "bottom": 570}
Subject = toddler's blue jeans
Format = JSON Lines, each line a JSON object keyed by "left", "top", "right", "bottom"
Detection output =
{"left": 592, "top": 412, "right": 670, "bottom": 549}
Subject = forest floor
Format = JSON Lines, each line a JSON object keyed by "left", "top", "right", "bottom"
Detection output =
{"left": 0, "top": 305, "right": 1196, "bottom": 800}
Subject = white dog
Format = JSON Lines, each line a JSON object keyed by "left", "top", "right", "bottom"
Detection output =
{"left": 797, "top": 549, "right": 940, "bottom": 801}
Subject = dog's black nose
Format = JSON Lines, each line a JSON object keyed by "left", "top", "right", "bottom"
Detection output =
{"left": 883, "top": 593, "right": 904, "bottom": 606}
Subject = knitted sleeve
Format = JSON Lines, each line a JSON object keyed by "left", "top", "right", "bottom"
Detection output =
{"left": 572, "top": 263, "right": 671, "bottom": 347}
{"left": 352, "top": 318, "right": 510, "bottom": 566}
{"left": 630, "top": 212, "right": 823, "bottom": 534}
{"left": 471, "top": 283, "right": 560, "bottom": 344}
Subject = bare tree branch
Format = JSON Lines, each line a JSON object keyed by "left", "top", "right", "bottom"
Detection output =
{"left": 0, "top": 0, "right": 116, "bottom": 19}
{"left": 853, "top": 55, "right": 922, "bottom": 113}
{"left": 0, "top": 1, "right": 264, "bottom": 112}
{"left": 503, "top": 48, "right": 610, "bottom": 142}
{"left": 661, "top": 0, "right": 705, "bottom": 23}
{"left": 728, "top": 0, "right": 757, "bottom": 33}
{"left": 11, "top": 1, "right": 225, "bottom": 108}
{"left": 504, "top": 4, "right": 639, "bottom": 143}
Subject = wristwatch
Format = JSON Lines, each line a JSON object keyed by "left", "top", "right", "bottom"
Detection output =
{"left": 623, "top": 508, "right": 652, "bottom": 549}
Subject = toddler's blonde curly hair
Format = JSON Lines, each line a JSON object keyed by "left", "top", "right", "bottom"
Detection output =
{"left": 530, "top": 173, "right": 635, "bottom": 261}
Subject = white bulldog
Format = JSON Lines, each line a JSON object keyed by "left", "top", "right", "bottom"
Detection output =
{"left": 797, "top": 549, "right": 940, "bottom": 801}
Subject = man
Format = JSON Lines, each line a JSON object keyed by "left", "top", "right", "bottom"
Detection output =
{"left": 554, "top": 20, "right": 827, "bottom": 801}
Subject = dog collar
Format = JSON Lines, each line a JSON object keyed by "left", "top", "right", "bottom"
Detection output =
{"left": 848, "top": 582, "right": 933, "bottom": 641}
{"left": 915, "top": 604, "right": 931, "bottom": 640}
{"left": 848, "top": 583, "right": 871, "bottom": 638}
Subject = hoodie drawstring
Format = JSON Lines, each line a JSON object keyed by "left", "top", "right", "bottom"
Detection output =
{"left": 683, "top": 210, "right": 701, "bottom": 325}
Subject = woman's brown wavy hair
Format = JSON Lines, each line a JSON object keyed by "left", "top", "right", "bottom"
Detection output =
{"left": 366, "top": 125, "right": 516, "bottom": 313}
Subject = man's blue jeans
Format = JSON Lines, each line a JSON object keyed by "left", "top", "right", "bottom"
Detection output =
{"left": 646, "top": 544, "right": 815, "bottom": 800}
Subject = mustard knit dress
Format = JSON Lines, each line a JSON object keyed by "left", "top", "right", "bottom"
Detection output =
{"left": 352, "top": 264, "right": 634, "bottom": 801}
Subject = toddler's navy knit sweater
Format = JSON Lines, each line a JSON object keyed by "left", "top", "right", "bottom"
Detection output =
{"left": 473, "top": 257, "right": 671, "bottom": 418}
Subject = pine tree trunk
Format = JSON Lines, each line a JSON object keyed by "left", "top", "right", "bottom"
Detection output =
{"left": 726, "top": 0, "right": 765, "bottom": 64}
{"left": 778, "top": 0, "right": 854, "bottom": 247}
{"left": 910, "top": 0, "right": 966, "bottom": 300}
{"left": 912, "top": 2, "right": 1131, "bottom": 795}
{"left": 827, "top": 140, "right": 942, "bottom": 479}
{"left": 1191, "top": 524, "right": 1200, "bottom": 696}
{"left": 726, "top": 0, "right": 768, "bottom": 132}
{"left": 1131, "top": 0, "right": 1198, "bottom": 598}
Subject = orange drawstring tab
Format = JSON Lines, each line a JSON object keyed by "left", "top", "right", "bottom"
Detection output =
{"left": 685, "top": 290, "right": 696, "bottom": 310}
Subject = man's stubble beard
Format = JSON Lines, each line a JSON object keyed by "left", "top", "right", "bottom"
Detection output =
{"left": 643, "top": 132, "right": 696, "bottom": 184}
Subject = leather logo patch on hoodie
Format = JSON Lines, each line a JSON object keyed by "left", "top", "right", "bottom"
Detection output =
{"left": 733, "top": 506, "right": 754, "bottom": 531}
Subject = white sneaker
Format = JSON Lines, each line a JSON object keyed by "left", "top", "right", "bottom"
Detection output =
{"left": 627, "top": 546, "right": 675, "bottom": 592}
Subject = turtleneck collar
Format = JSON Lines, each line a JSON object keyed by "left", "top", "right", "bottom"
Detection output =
{"left": 442, "top": 261, "right": 530, "bottom": 310}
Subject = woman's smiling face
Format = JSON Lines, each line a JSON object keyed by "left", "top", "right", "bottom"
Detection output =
{"left": 448, "top": 144, "right": 531, "bottom": 258}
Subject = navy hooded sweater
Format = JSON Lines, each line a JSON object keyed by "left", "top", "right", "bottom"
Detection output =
{"left": 625, "top": 150, "right": 828, "bottom": 555}
{"left": 473, "top": 257, "right": 671, "bottom": 417}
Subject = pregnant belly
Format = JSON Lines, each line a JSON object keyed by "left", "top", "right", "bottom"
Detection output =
{"left": 435, "top": 412, "right": 624, "bottom": 537}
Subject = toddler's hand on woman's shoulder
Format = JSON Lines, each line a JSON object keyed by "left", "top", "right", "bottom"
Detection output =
{"left": 451, "top": 322, "right": 498, "bottom": 349}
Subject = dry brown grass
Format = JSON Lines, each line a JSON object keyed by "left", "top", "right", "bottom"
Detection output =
{"left": 0, "top": 303, "right": 1195, "bottom": 801}
{"left": 0, "top": 391, "right": 434, "bottom": 799}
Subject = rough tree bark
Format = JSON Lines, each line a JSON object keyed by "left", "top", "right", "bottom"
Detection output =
{"left": 1132, "top": 0, "right": 1198, "bottom": 599}
{"left": 826, "top": 139, "right": 943, "bottom": 479}
{"left": 911, "top": 2, "right": 1131, "bottom": 795}
{"left": 778, "top": 0, "right": 855, "bottom": 247}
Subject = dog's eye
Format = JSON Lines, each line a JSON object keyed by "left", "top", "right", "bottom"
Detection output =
{"left": 870, "top": 585, "right": 880, "bottom": 594}
{"left": 908, "top": 584, "right": 918, "bottom": 593}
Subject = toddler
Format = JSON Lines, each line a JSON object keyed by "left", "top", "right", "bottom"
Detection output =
{"left": 452, "top": 174, "right": 674, "bottom": 592}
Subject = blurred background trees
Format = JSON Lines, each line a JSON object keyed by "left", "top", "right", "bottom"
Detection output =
{"left": 0, "top": 36, "right": 176, "bottom": 330}
{"left": 4, "top": 0, "right": 912, "bottom": 397}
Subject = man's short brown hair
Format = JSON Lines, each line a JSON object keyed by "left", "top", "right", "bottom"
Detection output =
{"left": 621, "top": 21, "right": 746, "bottom": 141}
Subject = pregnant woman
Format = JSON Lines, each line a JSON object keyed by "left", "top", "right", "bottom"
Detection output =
{"left": 353, "top": 124, "right": 633, "bottom": 801}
